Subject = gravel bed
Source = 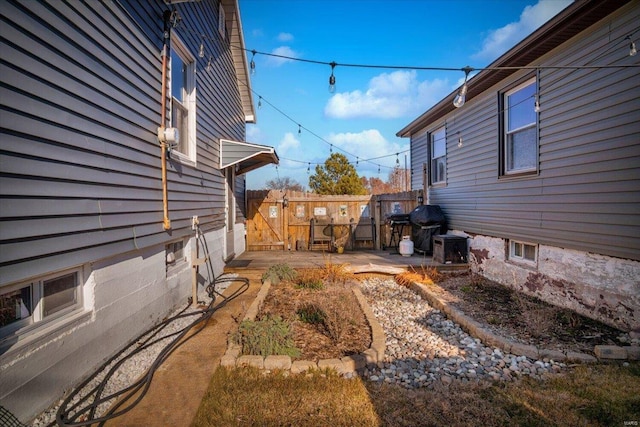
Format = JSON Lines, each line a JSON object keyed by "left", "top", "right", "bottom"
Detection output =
{"left": 359, "top": 277, "right": 566, "bottom": 388}
{"left": 31, "top": 280, "right": 234, "bottom": 427}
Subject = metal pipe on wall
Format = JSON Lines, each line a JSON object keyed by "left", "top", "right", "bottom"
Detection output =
{"left": 160, "top": 11, "right": 172, "bottom": 230}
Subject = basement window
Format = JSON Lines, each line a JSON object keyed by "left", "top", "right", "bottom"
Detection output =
{"left": 509, "top": 240, "right": 537, "bottom": 265}
{"left": 166, "top": 240, "right": 186, "bottom": 275}
{"left": 0, "top": 269, "right": 83, "bottom": 340}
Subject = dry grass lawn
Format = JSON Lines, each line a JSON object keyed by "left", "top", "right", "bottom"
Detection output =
{"left": 193, "top": 363, "right": 640, "bottom": 427}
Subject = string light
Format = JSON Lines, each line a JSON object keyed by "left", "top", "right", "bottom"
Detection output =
{"left": 307, "top": 163, "right": 311, "bottom": 173}
{"left": 377, "top": 165, "right": 381, "bottom": 174}
{"left": 628, "top": 36, "right": 637, "bottom": 56}
{"left": 330, "top": 144, "right": 333, "bottom": 153}
{"left": 534, "top": 94, "right": 540, "bottom": 113}
{"left": 298, "top": 124, "right": 302, "bottom": 135}
{"left": 453, "top": 66, "right": 473, "bottom": 108}
{"left": 396, "top": 153, "right": 400, "bottom": 165}
{"left": 250, "top": 49, "right": 256, "bottom": 75}
{"left": 328, "top": 61, "right": 337, "bottom": 93}
{"left": 258, "top": 96, "right": 262, "bottom": 109}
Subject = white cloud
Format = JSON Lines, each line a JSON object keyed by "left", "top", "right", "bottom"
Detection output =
{"left": 472, "top": 0, "right": 572, "bottom": 62}
{"left": 324, "top": 70, "right": 449, "bottom": 119}
{"left": 327, "top": 129, "right": 403, "bottom": 166}
{"left": 277, "top": 132, "right": 300, "bottom": 155}
{"left": 277, "top": 32, "right": 294, "bottom": 42}
{"left": 266, "top": 46, "right": 299, "bottom": 66}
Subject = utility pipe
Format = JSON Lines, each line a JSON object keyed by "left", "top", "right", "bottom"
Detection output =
{"left": 160, "top": 12, "right": 171, "bottom": 230}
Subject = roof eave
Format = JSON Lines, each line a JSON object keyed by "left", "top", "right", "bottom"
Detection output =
{"left": 396, "top": 0, "right": 632, "bottom": 138}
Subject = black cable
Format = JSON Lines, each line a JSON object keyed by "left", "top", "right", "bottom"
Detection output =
{"left": 53, "top": 228, "right": 250, "bottom": 427}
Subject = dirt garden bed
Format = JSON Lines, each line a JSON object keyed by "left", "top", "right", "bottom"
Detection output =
{"left": 236, "top": 264, "right": 628, "bottom": 361}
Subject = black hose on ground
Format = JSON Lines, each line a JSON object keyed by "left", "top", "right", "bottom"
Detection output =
{"left": 53, "top": 271, "right": 249, "bottom": 427}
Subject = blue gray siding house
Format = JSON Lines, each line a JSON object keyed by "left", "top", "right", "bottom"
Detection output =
{"left": 0, "top": 0, "right": 276, "bottom": 422}
{"left": 399, "top": 0, "right": 639, "bottom": 331}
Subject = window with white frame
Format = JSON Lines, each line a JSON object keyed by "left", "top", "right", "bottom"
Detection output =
{"left": 430, "top": 126, "right": 446, "bottom": 185}
{"left": 502, "top": 78, "right": 537, "bottom": 175}
{"left": 1, "top": 269, "right": 83, "bottom": 340}
{"left": 509, "top": 240, "right": 537, "bottom": 265}
{"left": 170, "top": 35, "right": 196, "bottom": 162}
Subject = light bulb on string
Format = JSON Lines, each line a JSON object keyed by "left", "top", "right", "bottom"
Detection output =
{"left": 630, "top": 40, "right": 637, "bottom": 56}
{"left": 328, "top": 62, "right": 337, "bottom": 93}
{"left": 330, "top": 144, "right": 333, "bottom": 153}
{"left": 298, "top": 124, "right": 301, "bottom": 135}
{"left": 396, "top": 153, "right": 400, "bottom": 166}
{"left": 356, "top": 157, "right": 359, "bottom": 166}
{"left": 453, "top": 66, "right": 473, "bottom": 108}
{"left": 258, "top": 96, "right": 262, "bottom": 109}
{"left": 250, "top": 50, "right": 256, "bottom": 75}
{"left": 377, "top": 165, "right": 381, "bottom": 174}
{"left": 534, "top": 94, "right": 540, "bottom": 113}
{"left": 307, "top": 163, "right": 311, "bottom": 173}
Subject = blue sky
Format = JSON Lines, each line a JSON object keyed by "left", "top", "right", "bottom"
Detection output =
{"left": 240, "top": 0, "right": 572, "bottom": 190}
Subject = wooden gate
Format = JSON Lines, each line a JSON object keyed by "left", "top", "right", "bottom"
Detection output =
{"left": 246, "top": 190, "right": 423, "bottom": 251}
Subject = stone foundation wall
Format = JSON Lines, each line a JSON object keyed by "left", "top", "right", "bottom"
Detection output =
{"left": 464, "top": 233, "right": 640, "bottom": 332}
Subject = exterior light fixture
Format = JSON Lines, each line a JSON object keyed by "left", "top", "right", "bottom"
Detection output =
{"left": 457, "top": 132, "right": 463, "bottom": 148}
{"left": 199, "top": 41, "right": 205, "bottom": 58}
{"left": 418, "top": 195, "right": 424, "bottom": 205}
{"left": 453, "top": 66, "right": 473, "bottom": 108}
{"left": 328, "top": 62, "right": 337, "bottom": 93}
{"left": 630, "top": 39, "right": 637, "bottom": 56}
{"left": 206, "top": 57, "right": 212, "bottom": 72}
{"left": 534, "top": 94, "right": 541, "bottom": 113}
{"left": 283, "top": 197, "right": 289, "bottom": 208}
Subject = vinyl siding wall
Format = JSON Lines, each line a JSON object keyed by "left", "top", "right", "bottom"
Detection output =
{"left": 411, "top": 3, "right": 640, "bottom": 262}
{"left": 0, "top": 0, "right": 245, "bottom": 285}
{"left": 0, "top": 0, "right": 248, "bottom": 421}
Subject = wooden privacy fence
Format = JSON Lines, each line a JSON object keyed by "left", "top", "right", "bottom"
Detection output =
{"left": 245, "top": 190, "right": 423, "bottom": 252}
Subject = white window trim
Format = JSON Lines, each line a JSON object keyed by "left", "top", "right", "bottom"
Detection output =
{"left": 169, "top": 34, "right": 197, "bottom": 166}
{"left": 509, "top": 240, "right": 538, "bottom": 266}
{"left": 430, "top": 126, "right": 447, "bottom": 185}
{"left": 1, "top": 267, "right": 85, "bottom": 344}
{"left": 503, "top": 77, "right": 537, "bottom": 175}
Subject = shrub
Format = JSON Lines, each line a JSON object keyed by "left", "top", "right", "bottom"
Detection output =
{"left": 296, "top": 303, "right": 325, "bottom": 325}
{"left": 319, "top": 260, "right": 354, "bottom": 286}
{"left": 395, "top": 265, "right": 441, "bottom": 288}
{"left": 295, "top": 269, "right": 325, "bottom": 290}
{"left": 309, "top": 285, "right": 360, "bottom": 344}
{"left": 262, "top": 263, "right": 298, "bottom": 285}
{"left": 234, "top": 316, "right": 300, "bottom": 358}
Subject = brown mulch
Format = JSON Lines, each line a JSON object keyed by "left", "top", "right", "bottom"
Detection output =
{"left": 433, "top": 272, "right": 627, "bottom": 354}
{"left": 258, "top": 279, "right": 371, "bottom": 362}
{"left": 257, "top": 270, "right": 627, "bottom": 362}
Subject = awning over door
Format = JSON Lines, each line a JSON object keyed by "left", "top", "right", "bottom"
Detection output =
{"left": 220, "top": 139, "right": 279, "bottom": 174}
